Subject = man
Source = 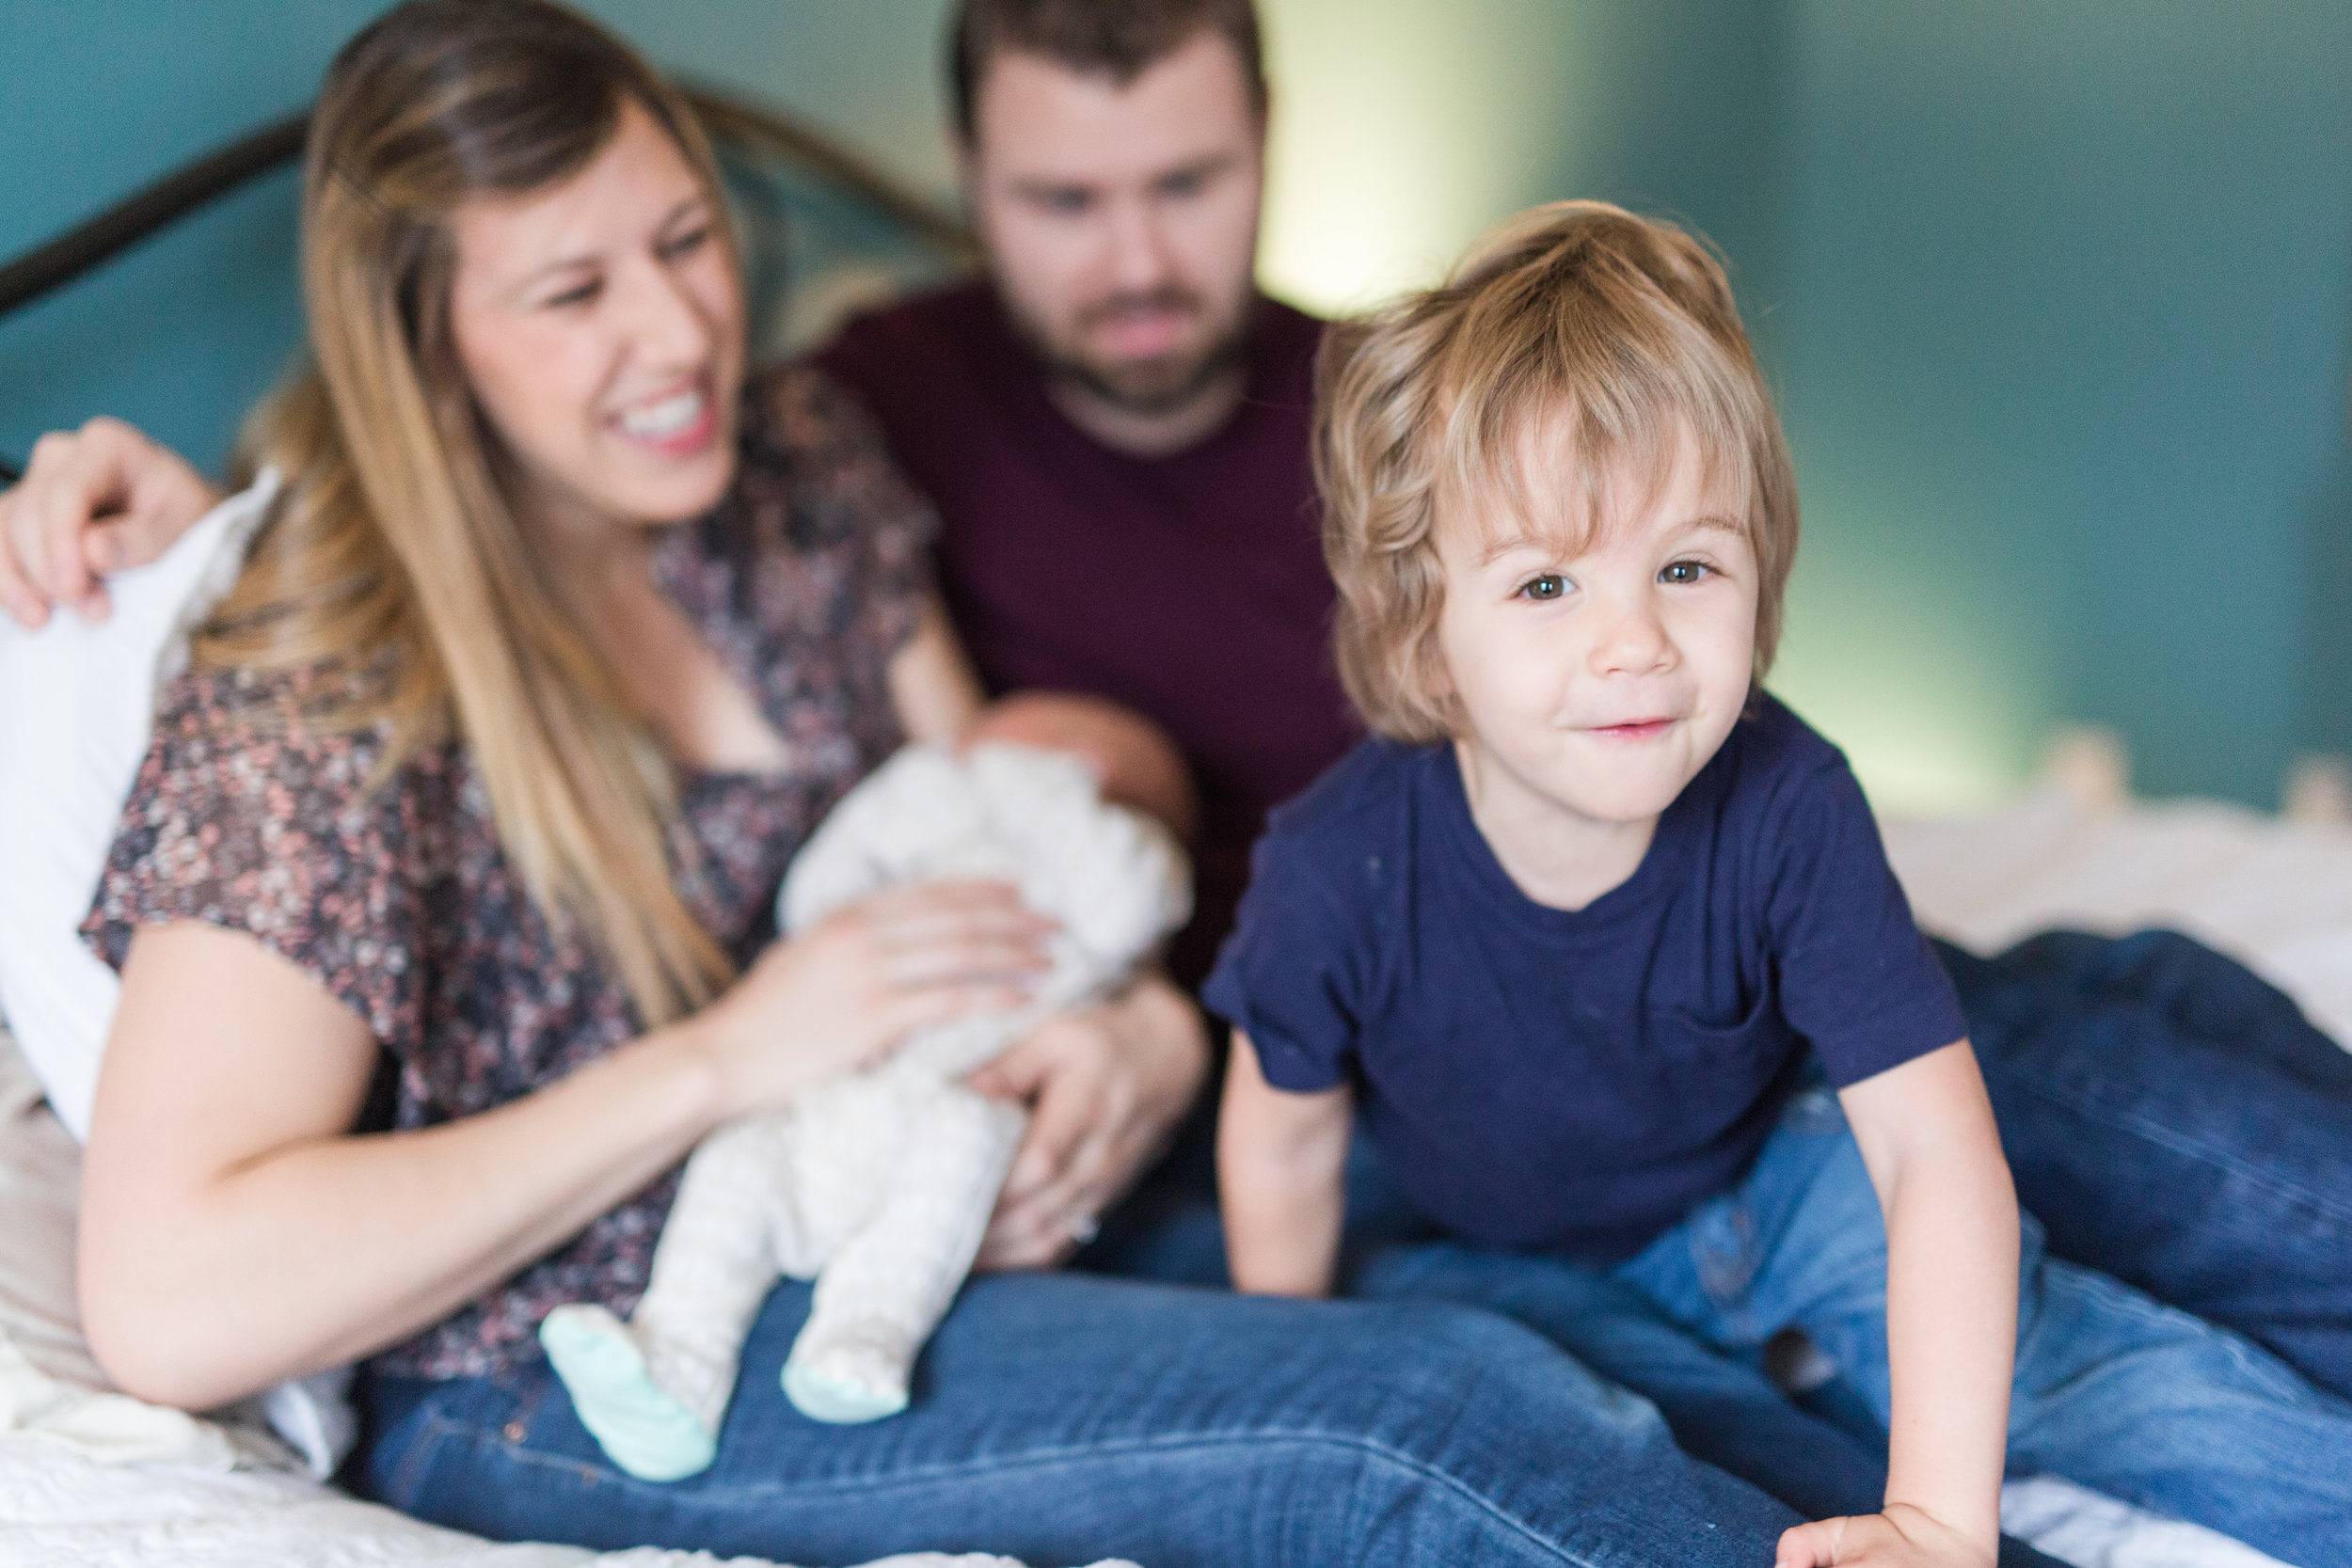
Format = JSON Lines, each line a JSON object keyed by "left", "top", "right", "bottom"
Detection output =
{"left": 811, "top": 0, "right": 1348, "bottom": 1283}
{"left": 817, "top": 0, "right": 1347, "bottom": 998}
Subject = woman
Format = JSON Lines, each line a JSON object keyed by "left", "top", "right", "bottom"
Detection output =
{"left": 12, "top": 4, "right": 1800, "bottom": 1563}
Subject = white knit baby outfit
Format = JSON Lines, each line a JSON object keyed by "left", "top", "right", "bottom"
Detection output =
{"left": 540, "top": 742, "right": 1189, "bottom": 1480}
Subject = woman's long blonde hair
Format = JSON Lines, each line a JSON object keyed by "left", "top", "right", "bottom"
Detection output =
{"left": 199, "top": 0, "right": 737, "bottom": 1024}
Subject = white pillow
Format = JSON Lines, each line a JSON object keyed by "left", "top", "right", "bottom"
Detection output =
{"left": 0, "top": 471, "right": 351, "bottom": 1478}
{"left": 0, "top": 470, "right": 278, "bottom": 1141}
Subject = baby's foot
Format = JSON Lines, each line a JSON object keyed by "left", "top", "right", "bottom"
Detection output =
{"left": 782, "top": 1317, "right": 915, "bottom": 1424}
{"left": 539, "top": 1304, "right": 718, "bottom": 1481}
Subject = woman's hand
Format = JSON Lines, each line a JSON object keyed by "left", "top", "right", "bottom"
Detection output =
{"left": 689, "top": 879, "right": 1056, "bottom": 1118}
{"left": 968, "top": 974, "right": 1210, "bottom": 1269}
{"left": 0, "top": 417, "right": 218, "bottom": 627}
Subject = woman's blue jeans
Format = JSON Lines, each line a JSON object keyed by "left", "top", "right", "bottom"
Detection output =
{"left": 358, "top": 1271, "right": 1800, "bottom": 1567}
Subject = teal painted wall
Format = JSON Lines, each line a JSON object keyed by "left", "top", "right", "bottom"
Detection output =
{"left": 1763, "top": 2, "right": 2352, "bottom": 807}
{"left": 0, "top": 1, "right": 959, "bottom": 477}
{"left": 1255, "top": 1, "right": 1783, "bottom": 326}
{"left": 5, "top": 3, "right": 2347, "bottom": 810}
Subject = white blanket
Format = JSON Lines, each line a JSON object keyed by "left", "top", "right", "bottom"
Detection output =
{"left": 1883, "top": 788, "right": 2352, "bottom": 1047}
{"left": 0, "top": 1434, "right": 1065, "bottom": 1568}
{"left": 0, "top": 473, "right": 277, "bottom": 1144}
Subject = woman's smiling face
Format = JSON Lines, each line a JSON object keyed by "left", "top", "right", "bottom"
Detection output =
{"left": 447, "top": 98, "right": 745, "bottom": 537}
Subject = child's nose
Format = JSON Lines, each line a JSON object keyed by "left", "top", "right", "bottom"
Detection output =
{"left": 1589, "top": 596, "right": 1673, "bottom": 674}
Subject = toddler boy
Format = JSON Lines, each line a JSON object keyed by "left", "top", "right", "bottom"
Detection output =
{"left": 1207, "top": 202, "right": 2352, "bottom": 1568}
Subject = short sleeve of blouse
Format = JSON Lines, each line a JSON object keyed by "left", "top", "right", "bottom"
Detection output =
{"left": 1201, "top": 826, "right": 1369, "bottom": 1094}
{"left": 81, "top": 666, "right": 426, "bottom": 1054}
{"left": 1762, "top": 755, "right": 1968, "bottom": 1086}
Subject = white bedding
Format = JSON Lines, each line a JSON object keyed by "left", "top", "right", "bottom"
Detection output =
{"left": 1883, "top": 787, "right": 2352, "bottom": 1048}
{"left": 1998, "top": 1477, "right": 2289, "bottom": 1568}
{"left": 0, "top": 1437, "right": 1045, "bottom": 1568}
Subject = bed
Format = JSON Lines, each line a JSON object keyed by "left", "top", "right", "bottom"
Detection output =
{"left": 6, "top": 780, "right": 2330, "bottom": 1568}
{"left": 2, "top": 86, "right": 2341, "bottom": 1568}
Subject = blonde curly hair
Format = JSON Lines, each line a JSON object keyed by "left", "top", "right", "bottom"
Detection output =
{"left": 1314, "top": 200, "right": 1800, "bottom": 743}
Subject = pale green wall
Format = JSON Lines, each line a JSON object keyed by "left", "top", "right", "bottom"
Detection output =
{"left": 5, "top": 3, "right": 2347, "bottom": 810}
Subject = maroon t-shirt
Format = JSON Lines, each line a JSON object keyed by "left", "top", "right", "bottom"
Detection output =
{"left": 816, "top": 282, "right": 1359, "bottom": 982}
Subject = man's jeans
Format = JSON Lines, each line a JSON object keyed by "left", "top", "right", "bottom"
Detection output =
{"left": 1947, "top": 929, "right": 2352, "bottom": 1400}
{"left": 1359, "top": 1085, "right": 2352, "bottom": 1568}
{"left": 358, "top": 1270, "right": 1801, "bottom": 1567}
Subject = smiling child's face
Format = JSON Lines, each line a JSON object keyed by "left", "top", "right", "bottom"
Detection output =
{"left": 1432, "top": 419, "right": 1761, "bottom": 847}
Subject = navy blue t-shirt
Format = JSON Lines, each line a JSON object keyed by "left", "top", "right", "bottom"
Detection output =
{"left": 1202, "top": 694, "right": 1967, "bottom": 1259}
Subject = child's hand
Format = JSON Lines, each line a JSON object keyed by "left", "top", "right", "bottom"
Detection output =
{"left": 1775, "top": 1505, "right": 1995, "bottom": 1568}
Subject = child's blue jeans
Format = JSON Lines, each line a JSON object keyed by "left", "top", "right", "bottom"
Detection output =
{"left": 1363, "top": 1084, "right": 2352, "bottom": 1567}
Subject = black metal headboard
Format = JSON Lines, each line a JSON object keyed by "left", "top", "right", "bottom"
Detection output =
{"left": 0, "top": 84, "right": 973, "bottom": 484}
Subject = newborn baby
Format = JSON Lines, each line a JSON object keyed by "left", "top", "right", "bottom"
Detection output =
{"left": 541, "top": 694, "right": 1193, "bottom": 1481}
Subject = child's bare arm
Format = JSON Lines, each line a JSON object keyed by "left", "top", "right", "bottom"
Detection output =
{"left": 1217, "top": 1030, "right": 1353, "bottom": 1297}
{"left": 1781, "top": 1040, "right": 2017, "bottom": 1568}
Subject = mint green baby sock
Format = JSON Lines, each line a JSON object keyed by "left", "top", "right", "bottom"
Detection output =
{"left": 539, "top": 1304, "right": 719, "bottom": 1481}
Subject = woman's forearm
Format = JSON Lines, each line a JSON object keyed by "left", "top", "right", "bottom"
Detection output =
{"left": 84, "top": 1017, "right": 731, "bottom": 1409}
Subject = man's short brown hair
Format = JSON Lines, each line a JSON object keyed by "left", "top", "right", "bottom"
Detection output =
{"left": 1314, "top": 201, "right": 1802, "bottom": 743}
{"left": 948, "top": 0, "right": 1266, "bottom": 144}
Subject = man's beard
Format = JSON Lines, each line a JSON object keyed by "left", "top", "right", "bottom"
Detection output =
{"left": 1013, "top": 285, "right": 1257, "bottom": 419}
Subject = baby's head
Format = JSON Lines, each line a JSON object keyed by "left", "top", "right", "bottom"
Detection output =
{"left": 1315, "top": 200, "right": 1798, "bottom": 829}
{"left": 962, "top": 691, "right": 1200, "bottom": 845}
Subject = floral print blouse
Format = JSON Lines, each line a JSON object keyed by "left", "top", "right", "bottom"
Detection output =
{"left": 83, "top": 367, "right": 932, "bottom": 1380}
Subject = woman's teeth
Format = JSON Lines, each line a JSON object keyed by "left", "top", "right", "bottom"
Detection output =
{"left": 616, "top": 389, "right": 704, "bottom": 440}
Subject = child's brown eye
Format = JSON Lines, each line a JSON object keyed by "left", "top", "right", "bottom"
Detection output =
{"left": 1661, "top": 561, "right": 1709, "bottom": 586}
{"left": 1519, "top": 574, "right": 1566, "bottom": 601}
